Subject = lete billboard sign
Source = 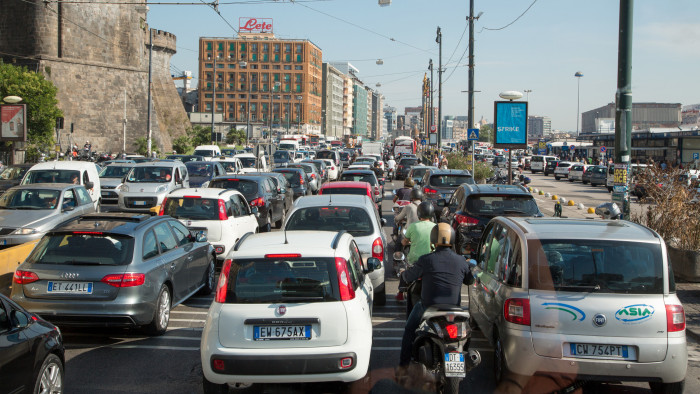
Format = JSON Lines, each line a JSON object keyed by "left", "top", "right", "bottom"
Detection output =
{"left": 239, "top": 18, "right": 273, "bottom": 33}
{"left": 493, "top": 101, "right": 528, "bottom": 148}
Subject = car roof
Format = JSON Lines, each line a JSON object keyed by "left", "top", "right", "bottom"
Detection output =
{"left": 320, "top": 181, "right": 371, "bottom": 189}
{"left": 459, "top": 184, "right": 531, "bottom": 195}
{"left": 504, "top": 217, "right": 660, "bottom": 243}
{"left": 292, "top": 194, "right": 374, "bottom": 209}
{"left": 54, "top": 212, "right": 162, "bottom": 235}
{"left": 167, "top": 187, "right": 241, "bottom": 198}
{"left": 8, "top": 183, "right": 81, "bottom": 191}
{"left": 28, "top": 161, "right": 95, "bottom": 170}
{"left": 132, "top": 161, "right": 183, "bottom": 168}
{"left": 342, "top": 169, "right": 374, "bottom": 175}
{"left": 234, "top": 153, "right": 255, "bottom": 158}
{"left": 428, "top": 169, "right": 472, "bottom": 176}
{"left": 213, "top": 174, "right": 267, "bottom": 182}
{"left": 233, "top": 231, "right": 349, "bottom": 259}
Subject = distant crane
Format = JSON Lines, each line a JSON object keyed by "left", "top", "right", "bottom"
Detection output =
{"left": 172, "top": 71, "right": 193, "bottom": 93}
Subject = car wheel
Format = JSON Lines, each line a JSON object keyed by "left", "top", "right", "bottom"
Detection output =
{"left": 569, "top": 178, "right": 574, "bottom": 182}
{"left": 649, "top": 380, "right": 684, "bottom": 394}
{"left": 263, "top": 214, "right": 272, "bottom": 232}
{"left": 531, "top": 170, "right": 535, "bottom": 174}
{"left": 494, "top": 334, "right": 509, "bottom": 383}
{"left": 202, "top": 376, "right": 228, "bottom": 394}
{"left": 33, "top": 353, "right": 64, "bottom": 394}
{"left": 374, "top": 286, "right": 386, "bottom": 306}
{"left": 199, "top": 256, "right": 215, "bottom": 296}
{"left": 145, "top": 285, "right": 170, "bottom": 336}
{"left": 582, "top": 180, "right": 588, "bottom": 185}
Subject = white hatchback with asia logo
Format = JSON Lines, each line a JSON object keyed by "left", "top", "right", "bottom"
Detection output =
{"left": 200, "top": 230, "right": 379, "bottom": 392}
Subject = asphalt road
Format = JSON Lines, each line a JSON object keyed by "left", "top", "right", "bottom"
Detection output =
{"left": 60, "top": 175, "right": 699, "bottom": 394}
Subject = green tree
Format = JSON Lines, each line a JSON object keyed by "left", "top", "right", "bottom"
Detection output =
{"left": 171, "top": 135, "right": 191, "bottom": 154}
{"left": 188, "top": 125, "right": 213, "bottom": 147}
{"left": 479, "top": 124, "right": 493, "bottom": 143}
{"left": 133, "top": 137, "right": 148, "bottom": 156}
{"left": 0, "top": 62, "right": 63, "bottom": 159}
{"left": 225, "top": 128, "right": 246, "bottom": 145}
{"left": 445, "top": 152, "right": 493, "bottom": 182}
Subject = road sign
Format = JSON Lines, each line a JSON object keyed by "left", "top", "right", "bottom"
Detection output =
{"left": 467, "top": 128, "right": 479, "bottom": 141}
{"left": 421, "top": 139, "right": 427, "bottom": 146}
{"left": 503, "top": 148, "right": 509, "bottom": 152}
{"left": 694, "top": 152, "right": 699, "bottom": 160}
{"left": 570, "top": 145, "right": 576, "bottom": 151}
{"left": 600, "top": 146, "right": 607, "bottom": 153}
{"left": 430, "top": 125, "right": 437, "bottom": 133}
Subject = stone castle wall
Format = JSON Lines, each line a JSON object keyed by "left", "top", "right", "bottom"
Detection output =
{"left": 0, "top": 1, "right": 189, "bottom": 154}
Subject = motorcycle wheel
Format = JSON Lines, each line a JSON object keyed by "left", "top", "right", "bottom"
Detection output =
{"left": 442, "top": 377, "right": 461, "bottom": 394}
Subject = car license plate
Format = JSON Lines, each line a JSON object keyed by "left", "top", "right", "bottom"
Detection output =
{"left": 444, "top": 352, "right": 465, "bottom": 378}
{"left": 133, "top": 201, "right": 147, "bottom": 206}
{"left": 101, "top": 191, "right": 109, "bottom": 196}
{"left": 253, "top": 325, "right": 311, "bottom": 341}
{"left": 47, "top": 281, "right": 93, "bottom": 294}
{"left": 569, "top": 343, "right": 629, "bottom": 359}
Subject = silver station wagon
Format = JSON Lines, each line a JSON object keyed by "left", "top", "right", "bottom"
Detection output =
{"left": 469, "top": 217, "right": 687, "bottom": 393}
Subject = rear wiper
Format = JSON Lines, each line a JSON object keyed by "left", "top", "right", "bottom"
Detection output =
{"left": 66, "top": 260, "right": 104, "bottom": 266}
{"left": 502, "top": 209, "right": 529, "bottom": 214}
{"left": 555, "top": 284, "right": 601, "bottom": 292}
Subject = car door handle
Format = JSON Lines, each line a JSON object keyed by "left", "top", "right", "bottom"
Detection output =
{"left": 170, "top": 262, "right": 176, "bottom": 270}
{"left": 186, "top": 255, "right": 193, "bottom": 262}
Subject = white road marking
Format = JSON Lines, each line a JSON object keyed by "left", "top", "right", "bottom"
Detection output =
{"left": 167, "top": 326, "right": 203, "bottom": 332}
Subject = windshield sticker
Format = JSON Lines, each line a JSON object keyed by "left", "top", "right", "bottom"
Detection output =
{"left": 542, "top": 302, "right": 586, "bottom": 322}
{"left": 615, "top": 304, "right": 655, "bottom": 324}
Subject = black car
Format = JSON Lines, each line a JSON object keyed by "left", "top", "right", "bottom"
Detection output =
{"left": 395, "top": 157, "right": 420, "bottom": 180}
{"left": 420, "top": 169, "right": 475, "bottom": 214}
{"left": 408, "top": 165, "right": 438, "bottom": 186}
{"left": 438, "top": 184, "right": 542, "bottom": 255}
{"left": 256, "top": 172, "right": 294, "bottom": 213}
{"left": 165, "top": 154, "right": 206, "bottom": 162}
{"left": 0, "top": 293, "right": 65, "bottom": 393}
{"left": 185, "top": 161, "right": 227, "bottom": 188}
{"left": 0, "top": 163, "right": 34, "bottom": 196}
{"left": 273, "top": 168, "right": 312, "bottom": 199}
{"left": 209, "top": 175, "right": 285, "bottom": 231}
{"left": 544, "top": 160, "right": 560, "bottom": 176}
{"left": 272, "top": 150, "right": 294, "bottom": 168}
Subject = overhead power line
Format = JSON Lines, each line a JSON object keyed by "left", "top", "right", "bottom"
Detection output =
{"left": 481, "top": 0, "right": 539, "bottom": 32}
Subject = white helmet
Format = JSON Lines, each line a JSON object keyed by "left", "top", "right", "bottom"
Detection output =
{"left": 389, "top": 155, "right": 394, "bottom": 160}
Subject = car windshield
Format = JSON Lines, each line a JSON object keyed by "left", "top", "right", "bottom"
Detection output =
{"left": 100, "top": 165, "right": 132, "bottom": 178}
{"left": 273, "top": 151, "right": 290, "bottom": 160}
{"left": 0, "top": 189, "right": 61, "bottom": 210}
{"left": 339, "top": 152, "right": 350, "bottom": 160}
{"left": 356, "top": 158, "right": 374, "bottom": 164}
{"left": 221, "top": 258, "right": 338, "bottom": 303}
{"left": 27, "top": 233, "right": 135, "bottom": 266}
{"left": 209, "top": 179, "right": 258, "bottom": 199}
{"left": 290, "top": 165, "right": 312, "bottom": 174}
{"left": 593, "top": 167, "right": 606, "bottom": 174}
{"left": 239, "top": 158, "right": 256, "bottom": 168}
{"left": 163, "top": 197, "right": 220, "bottom": 220}
{"left": 23, "top": 170, "right": 80, "bottom": 184}
{"left": 411, "top": 168, "right": 429, "bottom": 178}
{"left": 126, "top": 167, "right": 172, "bottom": 183}
{"left": 466, "top": 195, "right": 539, "bottom": 216}
{"left": 0, "top": 166, "right": 27, "bottom": 180}
{"left": 340, "top": 173, "right": 376, "bottom": 185}
{"left": 321, "top": 187, "right": 368, "bottom": 196}
{"left": 193, "top": 149, "right": 214, "bottom": 157}
{"left": 220, "top": 162, "right": 237, "bottom": 173}
{"left": 285, "top": 206, "right": 374, "bottom": 237}
{"left": 528, "top": 240, "right": 664, "bottom": 294}
{"left": 430, "top": 175, "right": 475, "bottom": 187}
{"left": 186, "top": 162, "right": 214, "bottom": 177}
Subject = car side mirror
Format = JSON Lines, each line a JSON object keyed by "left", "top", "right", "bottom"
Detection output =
{"left": 380, "top": 218, "right": 387, "bottom": 226}
{"left": 10, "top": 309, "right": 29, "bottom": 328}
{"left": 195, "top": 230, "right": 207, "bottom": 243}
{"left": 251, "top": 206, "right": 260, "bottom": 217}
{"left": 62, "top": 204, "right": 74, "bottom": 212}
{"left": 85, "top": 181, "right": 94, "bottom": 190}
{"left": 436, "top": 199, "right": 447, "bottom": 208}
{"left": 364, "top": 257, "right": 381, "bottom": 273}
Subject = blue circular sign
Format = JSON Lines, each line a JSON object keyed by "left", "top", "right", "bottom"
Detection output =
{"left": 600, "top": 146, "right": 607, "bottom": 153}
{"left": 570, "top": 145, "right": 576, "bottom": 150}
{"left": 421, "top": 139, "right": 427, "bottom": 145}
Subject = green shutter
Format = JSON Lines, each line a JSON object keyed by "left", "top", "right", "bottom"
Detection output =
{"left": 207, "top": 42, "right": 212, "bottom": 50}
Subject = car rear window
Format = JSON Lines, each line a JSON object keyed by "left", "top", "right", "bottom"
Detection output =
{"left": 320, "top": 187, "right": 368, "bottom": 197}
{"left": 466, "top": 195, "right": 539, "bottom": 216}
{"left": 27, "top": 233, "right": 135, "bottom": 266}
{"left": 285, "top": 206, "right": 374, "bottom": 237}
{"left": 209, "top": 179, "right": 258, "bottom": 199}
{"left": 273, "top": 151, "right": 290, "bottom": 160}
{"left": 400, "top": 159, "right": 418, "bottom": 166}
{"left": 531, "top": 157, "right": 544, "bottom": 163}
{"left": 162, "top": 197, "right": 220, "bottom": 220}
{"left": 558, "top": 163, "right": 572, "bottom": 168}
{"left": 275, "top": 171, "right": 303, "bottom": 186}
{"left": 429, "top": 174, "right": 475, "bottom": 187}
{"left": 316, "top": 151, "right": 334, "bottom": 160}
{"left": 223, "top": 258, "right": 339, "bottom": 303}
{"left": 411, "top": 168, "right": 428, "bottom": 178}
{"left": 528, "top": 240, "right": 664, "bottom": 294}
{"left": 340, "top": 173, "right": 376, "bottom": 185}
{"left": 193, "top": 149, "right": 214, "bottom": 157}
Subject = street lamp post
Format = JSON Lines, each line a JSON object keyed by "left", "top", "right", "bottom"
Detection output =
{"left": 575, "top": 71, "right": 584, "bottom": 134}
{"left": 524, "top": 89, "right": 532, "bottom": 102}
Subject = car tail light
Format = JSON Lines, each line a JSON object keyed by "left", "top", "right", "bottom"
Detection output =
{"left": 212, "top": 359, "right": 225, "bottom": 371}
{"left": 310, "top": 173, "right": 316, "bottom": 179}
{"left": 339, "top": 357, "right": 354, "bottom": 369}
{"left": 666, "top": 304, "right": 685, "bottom": 332}
{"left": 504, "top": 298, "right": 531, "bottom": 326}
{"left": 299, "top": 174, "right": 305, "bottom": 185}
{"left": 218, "top": 199, "right": 228, "bottom": 220}
{"left": 101, "top": 273, "right": 145, "bottom": 287}
{"left": 445, "top": 323, "right": 458, "bottom": 339}
{"left": 455, "top": 214, "right": 479, "bottom": 227}
{"left": 372, "top": 237, "right": 383, "bottom": 261}
{"left": 158, "top": 197, "right": 167, "bottom": 216}
{"left": 183, "top": 195, "right": 202, "bottom": 199}
{"left": 214, "top": 245, "right": 225, "bottom": 254}
{"left": 250, "top": 197, "right": 265, "bottom": 207}
{"left": 424, "top": 187, "right": 438, "bottom": 194}
{"left": 215, "top": 259, "right": 232, "bottom": 303}
{"left": 13, "top": 270, "right": 39, "bottom": 284}
{"left": 335, "top": 257, "right": 355, "bottom": 301}
{"left": 265, "top": 253, "right": 301, "bottom": 259}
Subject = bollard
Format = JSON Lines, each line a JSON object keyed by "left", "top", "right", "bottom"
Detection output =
{"left": 587, "top": 207, "right": 596, "bottom": 214}
{"left": 552, "top": 195, "right": 558, "bottom": 200}
{"left": 577, "top": 203, "right": 585, "bottom": 210}
{"left": 568, "top": 200, "right": 576, "bottom": 206}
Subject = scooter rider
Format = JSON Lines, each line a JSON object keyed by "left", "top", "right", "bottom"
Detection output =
{"left": 372, "top": 160, "right": 384, "bottom": 179}
{"left": 394, "top": 187, "right": 422, "bottom": 234}
{"left": 398, "top": 222, "right": 474, "bottom": 367}
{"left": 393, "top": 178, "right": 414, "bottom": 203}
{"left": 401, "top": 201, "right": 436, "bottom": 266}
{"left": 387, "top": 155, "right": 397, "bottom": 178}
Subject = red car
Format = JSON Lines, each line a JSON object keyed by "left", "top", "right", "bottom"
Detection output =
{"left": 318, "top": 181, "right": 380, "bottom": 215}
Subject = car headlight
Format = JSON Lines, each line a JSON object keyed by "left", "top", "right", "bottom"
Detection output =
{"left": 119, "top": 184, "right": 129, "bottom": 192}
{"left": 14, "top": 228, "right": 37, "bottom": 235}
{"left": 156, "top": 185, "right": 167, "bottom": 193}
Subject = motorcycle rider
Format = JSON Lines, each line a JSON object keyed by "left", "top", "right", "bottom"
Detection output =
{"left": 372, "top": 160, "right": 384, "bottom": 180}
{"left": 401, "top": 201, "right": 436, "bottom": 266}
{"left": 398, "top": 222, "right": 474, "bottom": 367}
{"left": 393, "top": 186, "right": 421, "bottom": 238}
{"left": 386, "top": 155, "right": 397, "bottom": 179}
{"left": 393, "top": 178, "right": 414, "bottom": 203}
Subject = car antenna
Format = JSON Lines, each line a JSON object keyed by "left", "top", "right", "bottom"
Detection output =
{"left": 284, "top": 228, "right": 289, "bottom": 244}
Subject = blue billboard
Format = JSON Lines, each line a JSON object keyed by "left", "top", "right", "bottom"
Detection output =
{"left": 494, "top": 101, "right": 528, "bottom": 148}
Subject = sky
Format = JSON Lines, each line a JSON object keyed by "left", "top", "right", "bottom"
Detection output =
{"left": 148, "top": 0, "right": 700, "bottom": 132}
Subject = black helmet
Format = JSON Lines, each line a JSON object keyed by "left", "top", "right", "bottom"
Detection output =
{"left": 431, "top": 222, "right": 456, "bottom": 247}
{"left": 417, "top": 201, "right": 434, "bottom": 220}
{"left": 409, "top": 188, "right": 424, "bottom": 202}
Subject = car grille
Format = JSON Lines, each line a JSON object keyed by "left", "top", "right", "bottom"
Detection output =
{"left": 0, "top": 227, "right": 16, "bottom": 235}
{"left": 124, "top": 197, "right": 158, "bottom": 209}
{"left": 101, "top": 185, "right": 116, "bottom": 190}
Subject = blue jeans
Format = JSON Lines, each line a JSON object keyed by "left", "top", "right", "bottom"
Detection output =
{"left": 399, "top": 300, "right": 425, "bottom": 366}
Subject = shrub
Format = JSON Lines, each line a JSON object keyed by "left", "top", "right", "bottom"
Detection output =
{"left": 445, "top": 153, "right": 493, "bottom": 182}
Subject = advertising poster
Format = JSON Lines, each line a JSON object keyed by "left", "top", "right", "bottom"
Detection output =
{"left": 1, "top": 104, "right": 27, "bottom": 141}
{"left": 493, "top": 101, "right": 528, "bottom": 148}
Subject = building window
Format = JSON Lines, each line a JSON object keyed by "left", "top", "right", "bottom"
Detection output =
{"left": 251, "top": 43, "right": 258, "bottom": 52}
{"left": 295, "top": 84, "right": 301, "bottom": 93}
{"left": 284, "top": 73, "right": 291, "bottom": 82}
{"left": 240, "top": 43, "right": 246, "bottom": 51}
{"left": 217, "top": 63, "right": 224, "bottom": 68}
{"left": 218, "top": 43, "right": 223, "bottom": 51}
{"left": 252, "top": 84, "right": 257, "bottom": 92}
{"left": 263, "top": 43, "right": 269, "bottom": 52}
{"left": 206, "top": 82, "right": 212, "bottom": 89}
{"left": 204, "top": 94, "right": 212, "bottom": 98}
{"left": 272, "top": 65, "right": 280, "bottom": 70}
{"left": 229, "top": 43, "right": 235, "bottom": 51}
{"left": 274, "top": 54, "right": 280, "bottom": 62}
{"left": 228, "top": 64, "right": 235, "bottom": 69}
{"left": 295, "top": 44, "right": 302, "bottom": 53}
{"left": 294, "top": 65, "right": 303, "bottom": 70}
{"left": 283, "top": 65, "right": 292, "bottom": 70}
{"left": 205, "top": 63, "right": 213, "bottom": 68}
{"left": 285, "top": 44, "right": 291, "bottom": 53}
{"left": 261, "top": 65, "right": 269, "bottom": 69}
{"left": 274, "top": 44, "right": 280, "bottom": 52}
{"left": 295, "top": 74, "right": 302, "bottom": 82}
{"left": 263, "top": 54, "right": 268, "bottom": 62}
{"left": 251, "top": 53, "right": 257, "bottom": 61}
{"left": 296, "top": 55, "right": 302, "bottom": 62}
{"left": 285, "top": 83, "right": 290, "bottom": 92}
{"left": 216, "top": 94, "right": 224, "bottom": 99}
{"left": 206, "top": 42, "right": 212, "bottom": 50}
{"left": 285, "top": 54, "right": 291, "bottom": 62}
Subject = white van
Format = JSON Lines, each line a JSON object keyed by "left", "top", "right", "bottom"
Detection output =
{"left": 530, "top": 155, "right": 557, "bottom": 173}
{"left": 22, "top": 161, "right": 102, "bottom": 210}
{"left": 118, "top": 161, "right": 189, "bottom": 213}
{"left": 278, "top": 140, "right": 299, "bottom": 151}
{"left": 193, "top": 145, "right": 222, "bottom": 161}
{"left": 234, "top": 153, "right": 269, "bottom": 173}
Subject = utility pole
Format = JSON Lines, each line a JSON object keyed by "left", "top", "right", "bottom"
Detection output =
{"left": 122, "top": 89, "right": 127, "bottom": 154}
{"left": 211, "top": 55, "right": 217, "bottom": 143}
{"left": 429, "top": 59, "right": 434, "bottom": 137}
{"left": 614, "top": 0, "right": 634, "bottom": 220}
{"left": 467, "top": 1, "right": 482, "bottom": 174}
{"left": 146, "top": 29, "right": 153, "bottom": 156}
{"left": 436, "top": 27, "right": 443, "bottom": 151}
